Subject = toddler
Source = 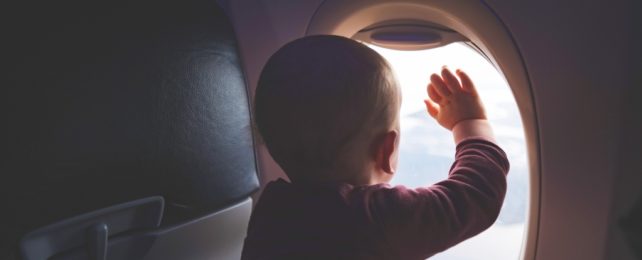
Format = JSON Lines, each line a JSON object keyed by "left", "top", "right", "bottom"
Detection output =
{"left": 242, "top": 35, "right": 509, "bottom": 260}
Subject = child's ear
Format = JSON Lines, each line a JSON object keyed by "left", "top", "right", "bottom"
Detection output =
{"left": 373, "top": 130, "right": 399, "bottom": 174}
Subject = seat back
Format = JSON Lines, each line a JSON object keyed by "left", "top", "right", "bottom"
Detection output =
{"left": 2, "top": 0, "right": 259, "bottom": 258}
{"left": 21, "top": 197, "right": 164, "bottom": 260}
{"left": 20, "top": 197, "right": 252, "bottom": 260}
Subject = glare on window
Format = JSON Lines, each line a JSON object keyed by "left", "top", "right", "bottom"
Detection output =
{"left": 368, "top": 43, "right": 528, "bottom": 260}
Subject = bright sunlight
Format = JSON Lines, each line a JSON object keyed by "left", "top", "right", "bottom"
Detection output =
{"left": 368, "top": 43, "right": 528, "bottom": 260}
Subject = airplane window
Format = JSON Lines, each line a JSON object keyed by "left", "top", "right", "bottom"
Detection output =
{"left": 368, "top": 43, "right": 528, "bottom": 259}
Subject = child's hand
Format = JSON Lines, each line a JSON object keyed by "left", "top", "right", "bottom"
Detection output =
{"left": 424, "top": 67, "right": 487, "bottom": 130}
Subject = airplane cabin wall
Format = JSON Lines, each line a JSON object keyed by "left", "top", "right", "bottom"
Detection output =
{"left": 483, "top": 1, "right": 639, "bottom": 259}
{"left": 219, "top": 0, "right": 640, "bottom": 259}
{"left": 216, "top": 0, "right": 323, "bottom": 190}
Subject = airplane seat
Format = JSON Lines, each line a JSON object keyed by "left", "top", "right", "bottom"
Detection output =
{"left": 1, "top": 0, "right": 259, "bottom": 259}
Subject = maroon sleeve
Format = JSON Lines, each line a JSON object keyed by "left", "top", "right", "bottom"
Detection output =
{"left": 347, "top": 138, "right": 509, "bottom": 259}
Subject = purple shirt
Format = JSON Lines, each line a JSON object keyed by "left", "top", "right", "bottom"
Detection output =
{"left": 242, "top": 138, "right": 509, "bottom": 259}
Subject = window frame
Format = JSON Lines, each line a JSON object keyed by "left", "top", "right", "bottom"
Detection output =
{"left": 306, "top": 1, "right": 541, "bottom": 259}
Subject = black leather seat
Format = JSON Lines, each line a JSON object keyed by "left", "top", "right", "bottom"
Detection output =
{"left": 1, "top": 0, "right": 259, "bottom": 259}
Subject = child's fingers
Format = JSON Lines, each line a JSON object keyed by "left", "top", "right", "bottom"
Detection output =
{"left": 424, "top": 99, "right": 439, "bottom": 119}
{"left": 456, "top": 69, "right": 478, "bottom": 95}
{"left": 427, "top": 83, "right": 442, "bottom": 103}
{"left": 430, "top": 73, "right": 451, "bottom": 97}
{"left": 441, "top": 67, "right": 462, "bottom": 93}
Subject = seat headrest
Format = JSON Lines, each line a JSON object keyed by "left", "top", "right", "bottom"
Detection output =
{"left": 2, "top": 0, "right": 259, "bottom": 257}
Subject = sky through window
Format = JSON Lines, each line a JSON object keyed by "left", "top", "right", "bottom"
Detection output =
{"left": 368, "top": 43, "right": 528, "bottom": 260}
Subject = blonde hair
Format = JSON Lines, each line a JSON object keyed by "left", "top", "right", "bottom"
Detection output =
{"left": 254, "top": 35, "right": 400, "bottom": 182}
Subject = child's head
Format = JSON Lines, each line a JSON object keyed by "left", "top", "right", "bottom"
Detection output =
{"left": 255, "top": 35, "right": 401, "bottom": 184}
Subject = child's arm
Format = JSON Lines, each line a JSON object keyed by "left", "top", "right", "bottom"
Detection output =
{"left": 346, "top": 68, "right": 508, "bottom": 259}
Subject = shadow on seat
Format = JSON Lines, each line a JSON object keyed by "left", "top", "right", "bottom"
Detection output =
{"left": 3, "top": 0, "right": 259, "bottom": 259}
{"left": 21, "top": 197, "right": 252, "bottom": 260}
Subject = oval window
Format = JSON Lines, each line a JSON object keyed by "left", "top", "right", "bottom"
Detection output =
{"left": 368, "top": 43, "right": 528, "bottom": 259}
